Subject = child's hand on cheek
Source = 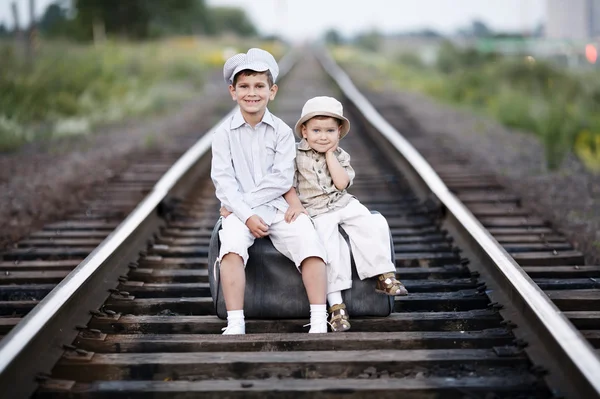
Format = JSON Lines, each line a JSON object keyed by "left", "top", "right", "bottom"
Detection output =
{"left": 326, "top": 138, "right": 339, "bottom": 155}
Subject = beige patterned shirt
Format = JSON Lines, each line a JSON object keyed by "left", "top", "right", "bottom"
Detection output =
{"left": 294, "top": 139, "right": 355, "bottom": 217}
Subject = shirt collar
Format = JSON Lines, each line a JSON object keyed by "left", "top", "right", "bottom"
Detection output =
{"left": 231, "top": 108, "right": 275, "bottom": 130}
{"left": 298, "top": 139, "right": 341, "bottom": 155}
{"left": 298, "top": 139, "right": 312, "bottom": 151}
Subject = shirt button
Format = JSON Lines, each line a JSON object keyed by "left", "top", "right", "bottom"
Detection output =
{"left": 318, "top": 170, "right": 322, "bottom": 174}
{"left": 322, "top": 186, "right": 327, "bottom": 189}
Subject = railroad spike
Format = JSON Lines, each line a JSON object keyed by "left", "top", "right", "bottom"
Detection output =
{"left": 35, "top": 373, "right": 50, "bottom": 382}
{"left": 500, "top": 320, "right": 518, "bottom": 329}
{"left": 513, "top": 338, "right": 529, "bottom": 348}
{"left": 89, "top": 309, "right": 105, "bottom": 317}
{"left": 530, "top": 365, "right": 549, "bottom": 376}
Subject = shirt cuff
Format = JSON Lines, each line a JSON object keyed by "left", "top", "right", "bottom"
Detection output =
{"left": 235, "top": 205, "right": 254, "bottom": 224}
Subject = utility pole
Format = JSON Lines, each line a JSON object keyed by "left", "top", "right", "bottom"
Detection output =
{"left": 10, "top": 1, "right": 22, "bottom": 53}
{"left": 27, "top": 0, "right": 36, "bottom": 68}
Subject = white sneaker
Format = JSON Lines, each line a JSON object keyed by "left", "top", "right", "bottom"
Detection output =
{"left": 306, "top": 319, "right": 329, "bottom": 333}
{"left": 221, "top": 320, "right": 245, "bottom": 335}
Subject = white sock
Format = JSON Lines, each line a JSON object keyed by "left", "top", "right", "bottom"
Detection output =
{"left": 227, "top": 310, "right": 244, "bottom": 325}
{"left": 309, "top": 304, "right": 327, "bottom": 323}
{"left": 327, "top": 291, "right": 343, "bottom": 307}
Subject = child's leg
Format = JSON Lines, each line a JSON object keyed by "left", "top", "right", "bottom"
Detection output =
{"left": 219, "top": 253, "right": 245, "bottom": 310}
{"left": 312, "top": 213, "right": 353, "bottom": 296}
{"left": 338, "top": 199, "right": 407, "bottom": 295}
{"left": 217, "top": 215, "right": 256, "bottom": 334}
{"left": 269, "top": 212, "right": 329, "bottom": 332}
{"left": 312, "top": 214, "right": 352, "bottom": 332}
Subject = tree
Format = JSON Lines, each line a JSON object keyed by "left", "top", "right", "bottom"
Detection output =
{"left": 146, "top": 0, "right": 211, "bottom": 36}
{"left": 355, "top": 30, "right": 382, "bottom": 52}
{"left": 324, "top": 29, "right": 343, "bottom": 45}
{"left": 458, "top": 19, "right": 494, "bottom": 38}
{"left": 0, "top": 24, "right": 7, "bottom": 37}
{"left": 472, "top": 20, "right": 493, "bottom": 37}
{"left": 39, "top": 3, "right": 69, "bottom": 36}
{"left": 208, "top": 7, "right": 257, "bottom": 37}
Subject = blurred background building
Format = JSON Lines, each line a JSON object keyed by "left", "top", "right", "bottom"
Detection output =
{"left": 546, "top": 0, "right": 600, "bottom": 39}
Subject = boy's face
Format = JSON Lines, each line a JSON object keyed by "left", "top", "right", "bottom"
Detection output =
{"left": 229, "top": 73, "right": 277, "bottom": 117}
{"left": 301, "top": 117, "right": 342, "bottom": 153}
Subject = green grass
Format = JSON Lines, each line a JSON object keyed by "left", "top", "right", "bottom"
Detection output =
{"left": 0, "top": 37, "right": 285, "bottom": 152}
{"left": 332, "top": 44, "right": 600, "bottom": 171}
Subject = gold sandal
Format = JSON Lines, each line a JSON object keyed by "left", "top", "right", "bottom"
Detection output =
{"left": 329, "top": 303, "right": 351, "bottom": 332}
{"left": 376, "top": 272, "right": 408, "bottom": 296}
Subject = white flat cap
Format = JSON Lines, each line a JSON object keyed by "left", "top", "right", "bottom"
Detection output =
{"left": 223, "top": 48, "right": 279, "bottom": 85}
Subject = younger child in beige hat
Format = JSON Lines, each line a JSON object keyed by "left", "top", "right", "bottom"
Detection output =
{"left": 283, "top": 96, "right": 408, "bottom": 332}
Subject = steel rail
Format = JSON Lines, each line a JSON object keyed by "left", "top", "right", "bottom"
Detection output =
{"left": 316, "top": 47, "right": 600, "bottom": 399}
{"left": 0, "top": 51, "right": 297, "bottom": 399}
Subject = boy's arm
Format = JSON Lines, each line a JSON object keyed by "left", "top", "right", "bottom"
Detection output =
{"left": 326, "top": 147, "right": 355, "bottom": 190}
{"left": 211, "top": 129, "right": 254, "bottom": 223}
{"left": 242, "top": 127, "right": 296, "bottom": 208}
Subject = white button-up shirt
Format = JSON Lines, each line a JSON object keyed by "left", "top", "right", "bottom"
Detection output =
{"left": 210, "top": 108, "right": 295, "bottom": 225}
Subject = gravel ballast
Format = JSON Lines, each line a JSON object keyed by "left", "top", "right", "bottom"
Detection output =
{"left": 0, "top": 75, "right": 231, "bottom": 249}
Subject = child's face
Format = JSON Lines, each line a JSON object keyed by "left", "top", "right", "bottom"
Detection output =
{"left": 301, "top": 117, "right": 342, "bottom": 153}
{"left": 229, "top": 73, "right": 277, "bottom": 117}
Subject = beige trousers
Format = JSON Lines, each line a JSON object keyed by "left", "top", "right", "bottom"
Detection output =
{"left": 313, "top": 199, "right": 396, "bottom": 294}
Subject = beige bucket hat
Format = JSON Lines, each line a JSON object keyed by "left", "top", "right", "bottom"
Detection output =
{"left": 294, "top": 96, "right": 351, "bottom": 139}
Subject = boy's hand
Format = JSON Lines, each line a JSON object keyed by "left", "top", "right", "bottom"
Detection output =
{"left": 245, "top": 215, "right": 269, "bottom": 238}
{"left": 285, "top": 204, "right": 308, "bottom": 223}
{"left": 220, "top": 207, "right": 233, "bottom": 218}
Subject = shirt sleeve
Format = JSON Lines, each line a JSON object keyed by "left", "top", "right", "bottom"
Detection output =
{"left": 243, "top": 125, "right": 296, "bottom": 208}
{"left": 210, "top": 127, "right": 254, "bottom": 223}
{"left": 337, "top": 148, "right": 355, "bottom": 188}
{"left": 292, "top": 158, "right": 299, "bottom": 188}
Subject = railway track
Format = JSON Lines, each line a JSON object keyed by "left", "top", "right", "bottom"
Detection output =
{"left": 0, "top": 48, "right": 599, "bottom": 398}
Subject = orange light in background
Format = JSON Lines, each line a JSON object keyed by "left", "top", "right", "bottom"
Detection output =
{"left": 585, "top": 44, "right": 597, "bottom": 64}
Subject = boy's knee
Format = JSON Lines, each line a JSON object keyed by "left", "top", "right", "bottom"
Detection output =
{"left": 221, "top": 252, "right": 244, "bottom": 264}
{"left": 300, "top": 256, "right": 326, "bottom": 270}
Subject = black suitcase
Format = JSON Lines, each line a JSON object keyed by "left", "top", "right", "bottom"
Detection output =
{"left": 207, "top": 211, "right": 395, "bottom": 319}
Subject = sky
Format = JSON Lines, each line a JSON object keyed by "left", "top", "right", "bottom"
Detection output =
{"left": 0, "top": 0, "right": 546, "bottom": 41}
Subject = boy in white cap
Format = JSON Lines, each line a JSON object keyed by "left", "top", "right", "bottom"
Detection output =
{"left": 283, "top": 96, "right": 408, "bottom": 332}
{"left": 211, "top": 48, "right": 329, "bottom": 335}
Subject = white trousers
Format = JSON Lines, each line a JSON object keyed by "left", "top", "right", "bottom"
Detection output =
{"left": 218, "top": 211, "right": 327, "bottom": 270}
{"left": 313, "top": 199, "right": 396, "bottom": 294}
